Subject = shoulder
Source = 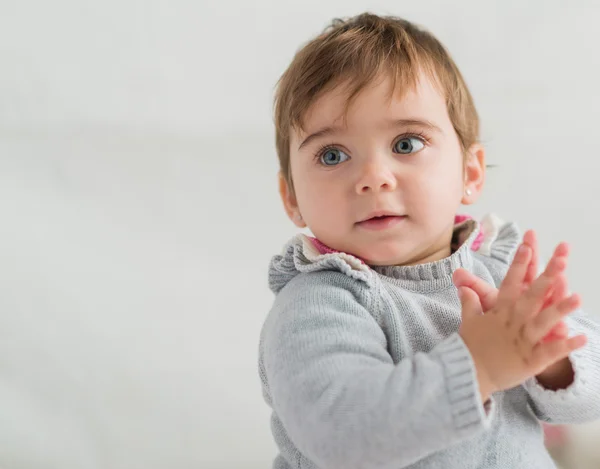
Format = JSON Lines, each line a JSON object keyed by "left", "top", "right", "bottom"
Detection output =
{"left": 269, "top": 268, "right": 377, "bottom": 325}
{"left": 260, "top": 268, "right": 387, "bottom": 374}
{"left": 476, "top": 213, "right": 521, "bottom": 263}
{"left": 268, "top": 234, "right": 378, "bottom": 294}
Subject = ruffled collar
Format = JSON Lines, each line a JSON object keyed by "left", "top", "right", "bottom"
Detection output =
{"left": 269, "top": 215, "right": 490, "bottom": 293}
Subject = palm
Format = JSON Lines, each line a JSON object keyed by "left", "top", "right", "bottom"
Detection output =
{"left": 453, "top": 229, "right": 569, "bottom": 341}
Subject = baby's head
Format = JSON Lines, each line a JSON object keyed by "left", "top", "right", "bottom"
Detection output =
{"left": 275, "top": 13, "right": 486, "bottom": 266}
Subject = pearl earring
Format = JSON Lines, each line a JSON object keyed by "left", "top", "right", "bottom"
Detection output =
{"left": 296, "top": 213, "right": 303, "bottom": 221}
{"left": 465, "top": 189, "right": 472, "bottom": 196}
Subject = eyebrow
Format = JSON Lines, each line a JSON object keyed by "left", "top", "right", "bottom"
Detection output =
{"left": 297, "top": 118, "right": 443, "bottom": 151}
{"left": 392, "top": 118, "right": 443, "bottom": 134}
{"left": 298, "top": 126, "right": 338, "bottom": 151}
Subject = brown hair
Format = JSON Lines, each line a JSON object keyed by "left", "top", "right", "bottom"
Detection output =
{"left": 274, "top": 13, "right": 480, "bottom": 190}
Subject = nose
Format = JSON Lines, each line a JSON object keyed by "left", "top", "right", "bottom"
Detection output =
{"left": 355, "top": 159, "right": 397, "bottom": 194}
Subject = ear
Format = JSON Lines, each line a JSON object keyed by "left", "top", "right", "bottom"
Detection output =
{"left": 462, "top": 143, "right": 486, "bottom": 205}
{"left": 278, "top": 172, "right": 306, "bottom": 228}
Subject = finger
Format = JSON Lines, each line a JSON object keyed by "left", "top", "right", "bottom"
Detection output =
{"left": 517, "top": 254, "right": 567, "bottom": 320}
{"left": 527, "top": 294, "right": 581, "bottom": 344}
{"left": 523, "top": 230, "right": 538, "bottom": 287}
{"left": 552, "top": 321, "right": 569, "bottom": 336}
{"left": 542, "top": 321, "right": 569, "bottom": 343}
{"left": 498, "top": 244, "right": 533, "bottom": 306}
{"left": 541, "top": 274, "right": 568, "bottom": 310}
{"left": 547, "top": 275, "right": 569, "bottom": 306}
{"left": 542, "top": 331, "right": 568, "bottom": 344}
{"left": 537, "top": 242, "right": 570, "bottom": 294}
{"left": 553, "top": 242, "right": 570, "bottom": 259}
{"left": 458, "top": 287, "right": 483, "bottom": 320}
{"left": 531, "top": 335, "right": 587, "bottom": 371}
{"left": 541, "top": 321, "right": 569, "bottom": 343}
{"left": 453, "top": 269, "right": 498, "bottom": 312}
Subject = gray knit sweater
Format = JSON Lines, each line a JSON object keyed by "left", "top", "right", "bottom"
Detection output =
{"left": 258, "top": 217, "right": 600, "bottom": 469}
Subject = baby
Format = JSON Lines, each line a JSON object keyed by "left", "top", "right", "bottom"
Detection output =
{"left": 259, "top": 13, "right": 600, "bottom": 468}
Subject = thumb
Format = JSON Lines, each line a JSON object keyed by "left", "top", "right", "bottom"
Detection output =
{"left": 459, "top": 286, "right": 483, "bottom": 320}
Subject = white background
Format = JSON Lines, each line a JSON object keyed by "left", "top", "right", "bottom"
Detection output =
{"left": 1, "top": 1, "right": 599, "bottom": 468}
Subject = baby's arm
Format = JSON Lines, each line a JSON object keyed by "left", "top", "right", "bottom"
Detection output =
{"left": 513, "top": 233, "right": 600, "bottom": 423}
{"left": 456, "top": 230, "right": 600, "bottom": 425}
{"left": 524, "top": 308, "right": 600, "bottom": 424}
{"left": 262, "top": 271, "right": 491, "bottom": 469}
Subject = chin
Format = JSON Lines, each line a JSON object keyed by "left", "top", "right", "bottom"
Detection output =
{"left": 355, "top": 245, "right": 411, "bottom": 266}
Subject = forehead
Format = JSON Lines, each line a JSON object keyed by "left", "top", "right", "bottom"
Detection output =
{"left": 296, "top": 73, "right": 448, "bottom": 138}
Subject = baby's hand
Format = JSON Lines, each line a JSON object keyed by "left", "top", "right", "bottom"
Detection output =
{"left": 458, "top": 243, "right": 587, "bottom": 402}
{"left": 521, "top": 230, "right": 570, "bottom": 342}
{"left": 453, "top": 230, "right": 569, "bottom": 341}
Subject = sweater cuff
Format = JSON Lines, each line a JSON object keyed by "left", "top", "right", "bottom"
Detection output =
{"left": 524, "top": 349, "right": 588, "bottom": 404}
{"left": 432, "top": 333, "right": 496, "bottom": 437}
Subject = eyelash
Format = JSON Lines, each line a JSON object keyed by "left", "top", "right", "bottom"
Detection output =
{"left": 313, "top": 131, "right": 431, "bottom": 163}
{"left": 313, "top": 143, "right": 340, "bottom": 163}
{"left": 395, "top": 131, "right": 431, "bottom": 148}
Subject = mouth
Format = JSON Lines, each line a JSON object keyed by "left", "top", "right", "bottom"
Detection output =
{"left": 358, "top": 211, "right": 405, "bottom": 223}
{"left": 356, "top": 212, "right": 407, "bottom": 230}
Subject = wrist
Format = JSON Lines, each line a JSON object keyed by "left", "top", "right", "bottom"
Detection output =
{"left": 535, "top": 357, "right": 574, "bottom": 390}
{"left": 461, "top": 335, "right": 497, "bottom": 402}
{"left": 477, "top": 376, "right": 494, "bottom": 403}
{"left": 470, "top": 353, "right": 496, "bottom": 403}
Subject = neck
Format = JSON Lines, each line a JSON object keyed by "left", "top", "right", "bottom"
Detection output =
{"left": 393, "top": 224, "right": 455, "bottom": 267}
{"left": 402, "top": 244, "right": 453, "bottom": 266}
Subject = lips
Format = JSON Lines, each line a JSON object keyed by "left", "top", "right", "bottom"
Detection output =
{"left": 356, "top": 212, "right": 406, "bottom": 231}
{"left": 357, "top": 211, "right": 405, "bottom": 223}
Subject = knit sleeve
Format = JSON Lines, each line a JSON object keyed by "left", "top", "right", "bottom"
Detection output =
{"left": 523, "top": 308, "right": 600, "bottom": 424}
{"left": 261, "top": 271, "right": 495, "bottom": 469}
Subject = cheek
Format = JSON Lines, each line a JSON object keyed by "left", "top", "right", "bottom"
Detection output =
{"left": 431, "top": 149, "right": 464, "bottom": 187}
{"left": 290, "top": 160, "right": 314, "bottom": 206}
{"left": 292, "top": 157, "right": 349, "bottom": 209}
{"left": 409, "top": 158, "right": 464, "bottom": 210}
{"left": 294, "top": 174, "right": 346, "bottom": 219}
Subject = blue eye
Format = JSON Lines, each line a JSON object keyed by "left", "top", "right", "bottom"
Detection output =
{"left": 394, "top": 137, "right": 425, "bottom": 154}
{"left": 320, "top": 148, "right": 350, "bottom": 166}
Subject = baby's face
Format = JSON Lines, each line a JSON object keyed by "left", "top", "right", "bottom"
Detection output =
{"left": 284, "top": 73, "right": 479, "bottom": 266}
